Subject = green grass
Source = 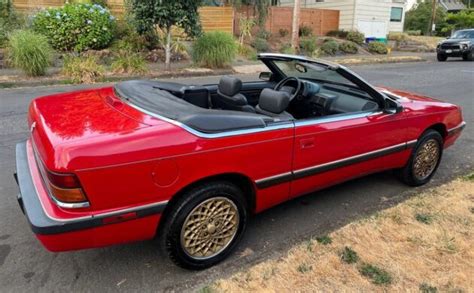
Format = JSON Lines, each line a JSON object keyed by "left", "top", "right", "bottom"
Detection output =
{"left": 340, "top": 246, "right": 359, "bottom": 264}
{"left": 359, "top": 263, "right": 392, "bottom": 285}
{"left": 316, "top": 235, "right": 332, "bottom": 245}
{"left": 111, "top": 53, "right": 148, "bottom": 75}
{"left": 297, "top": 263, "right": 312, "bottom": 273}
{"left": 7, "top": 30, "right": 52, "bottom": 76}
{"left": 419, "top": 282, "right": 438, "bottom": 293}
{"left": 463, "top": 172, "right": 474, "bottom": 181}
{"left": 415, "top": 213, "right": 433, "bottom": 224}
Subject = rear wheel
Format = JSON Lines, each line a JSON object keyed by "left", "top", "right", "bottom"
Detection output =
{"left": 159, "top": 181, "right": 248, "bottom": 270}
{"left": 437, "top": 53, "right": 448, "bottom": 62}
{"left": 396, "top": 129, "right": 443, "bottom": 186}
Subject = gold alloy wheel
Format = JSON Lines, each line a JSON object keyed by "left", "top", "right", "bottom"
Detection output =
{"left": 180, "top": 197, "right": 239, "bottom": 259}
{"left": 413, "top": 139, "right": 440, "bottom": 181}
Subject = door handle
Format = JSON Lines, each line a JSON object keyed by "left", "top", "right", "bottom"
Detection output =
{"left": 300, "top": 138, "right": 315, "bottom": 149}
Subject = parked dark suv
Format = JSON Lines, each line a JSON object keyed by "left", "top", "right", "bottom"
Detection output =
{"left": 437, "top": 29, "right": 474, "bottom": 61}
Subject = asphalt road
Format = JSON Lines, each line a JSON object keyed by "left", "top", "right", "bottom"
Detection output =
{"left": 0, "top": 60, "right": 473, "bottom": 292}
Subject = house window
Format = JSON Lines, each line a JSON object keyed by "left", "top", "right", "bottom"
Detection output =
{"left": 390, "top": 7, "right": 403, "bottom": 22}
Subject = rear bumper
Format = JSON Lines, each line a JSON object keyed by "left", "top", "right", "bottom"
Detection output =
{"left": 15, "top": 141, "right": 165, "bottom": 251}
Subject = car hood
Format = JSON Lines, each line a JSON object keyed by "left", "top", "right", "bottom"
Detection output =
{"left": 441, "top": 38, "right": 471, "bottom": 44}
{"left": 378, "top": 87, "right": 458, "bottom": 110}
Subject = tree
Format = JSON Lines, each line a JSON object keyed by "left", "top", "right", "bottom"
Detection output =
{"left": 404, "top": 0, "right": 446, "bottom": 35}
{"left": 230, "top": 0, "right": 271, "bottom": 29}
{"left": 291, "top": 0, "right": 300, "bottom": 50}
{"left": 129, "top": 0, "right": 202, "bottom": 70}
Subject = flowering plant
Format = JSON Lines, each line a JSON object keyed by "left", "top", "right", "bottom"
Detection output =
{"left": 33, "top": 3, "right": 116, "bottom": 52}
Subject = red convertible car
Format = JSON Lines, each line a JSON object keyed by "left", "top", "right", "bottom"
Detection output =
{"left": 15, "top": 54, "right": 465, "bottom": 269}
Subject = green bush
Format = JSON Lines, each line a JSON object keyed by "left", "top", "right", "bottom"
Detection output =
{"left": 111, "top": 53, "right": 147, "bottom": 75}
{"left": 326, "top": 29, "right": 348, "bottom": 39}
{"left": 339, "top": 41, "right": 358, "bottom": 54}
{"left": 238, "top": 44, "right": 257, "bottom": 60}
{"left": 347, "top": 31, "right": 365, "bottom": 45}
{"left": 192, "top": 31, "right": 237, "bottom": 68}
{"left": 321, "top": 40, "right": 339, "bottom": 55}
{"left": 251, "top": 37, "right": 269, "bottom": 52}
{"left": 7, "top": 30, "right": 52, "bottom": 76}
{"left": 279, "top": 28, "right": 289, "bottom": 37}
{"left": 368, "top": 41, "right": 388, "bottom": 54}
{"left": 280, "top": 43, "right": 295, "bottom": 55}
{"left": 299, "top": 25, "right": 313, "bottom": 37}
{"left": 405, "top": 30, "right": 422, "bottom": 36}
{"left": 62, "top": 55, "right": 105, "bottom": 83}
{"left": 32, "top": 3, "right": 116, "bottom": 52}
{"left": 299, "top": 37, "right": 317, "bottom": 55}
{"left": 256, "top": 29, "right": 271, "bottom": 40}
{"left": 387, "top": 32, "right": 408, "bottom": 42}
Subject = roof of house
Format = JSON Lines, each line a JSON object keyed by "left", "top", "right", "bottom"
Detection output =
{"left": 439, "top": 0, "right": 466, "bottom": 11}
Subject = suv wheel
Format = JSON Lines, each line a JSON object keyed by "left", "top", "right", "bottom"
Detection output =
{"left": 462, "top": 50, "right": 474, "bottom": 61}
{"left": 437, "top": 53, "right": 448, "bottom": 62}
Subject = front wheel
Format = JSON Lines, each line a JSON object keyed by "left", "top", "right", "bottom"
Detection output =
{"left": 159, "top": 181, "right": 248, "bottom": 270}
{"left": 437, "top": 53, "right": 448, "bottom": 62}
{"left": 396, "top": 129, "right": 443, "bottom": 186}
{"left": 462, "top": 50, "right": 474, "bottom": 61}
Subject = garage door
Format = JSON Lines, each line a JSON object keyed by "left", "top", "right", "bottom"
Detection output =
{"left": 357, "top": 20, "right": 387, "bottom": 39}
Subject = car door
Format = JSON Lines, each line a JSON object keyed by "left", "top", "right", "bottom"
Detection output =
{"left": 290, "top": 110, "right": 411, "bottom": 198}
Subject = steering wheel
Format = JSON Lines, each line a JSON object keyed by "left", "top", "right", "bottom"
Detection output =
{"left": 274, "top": 77, "right": 303, "bottom": 101}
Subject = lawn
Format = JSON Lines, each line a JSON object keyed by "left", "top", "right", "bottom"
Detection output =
{"left": 210, "top": 174, "right": 474, "bottom": 292}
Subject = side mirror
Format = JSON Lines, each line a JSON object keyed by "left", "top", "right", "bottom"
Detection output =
{"left": 383, "top": 98, "right": 403, "bottom": 114}
{"left": 259, "top": 71, "right": 272, "bottom": 81}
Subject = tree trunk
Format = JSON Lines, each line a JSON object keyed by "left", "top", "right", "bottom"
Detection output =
{"left": 428, "top": 0, "right": 437, "bottom": 36}
{"left": 291, "top": 0, "right": 301, "bottom": 51}
{"left": 165, "top": 28, "right": 172, "bottom": 71}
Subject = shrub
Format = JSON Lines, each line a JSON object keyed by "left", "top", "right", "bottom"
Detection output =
{"left": 251, "top": 37, "right": 269, "bottom": 52}
{"left": 327, "top": 29, "right": 348, "bottom": 39}
{"left": 387, "top": 32, "right": 408, "bottom": 42}
{"left": 406, "top": 30, "right": 422, "bottom": 36}
{"left": 32, "top": 3, "right": 116, "bottom": 52}
{"left": 256, "top": 29, "right": 271, "bottom": 40}
{"left": 111, "top": 53, "right": 147, "bottom": 75}
{"left": 280, "top": 43, "right": 295, "bottom": 55}
{"left": 339, "top": 41, "right": 358, "bottom": 54}
{"left": 62, "top": 55, "right": 105, "bottom": 83}
{"left": 299, "top": 37, "right": 317, "bottom": 55}
{"left": 340, "top": 246, "right": 359, "bottom": 264}
{"left": 321, "top": 40, "right": 339, "bottom": 55}
{"left": 238, "top": 44, "right": 257, "bottom": 60}
{"left": 192, "top": 31, "right": 237, "bottom": 68}
{"left": 299, "top": 25, "right": 313, "bottom": 37}
{"left": 368, "top": 41, "right": 388, "bottom": 54}
{"left": 347, "top": 30, "right": 365, "bottom": 45}
{"left": 279, "top": 28, "right": 289, "bottom": 37}
{"left": 7, "top": 30, "right": 52, "bottom": 76}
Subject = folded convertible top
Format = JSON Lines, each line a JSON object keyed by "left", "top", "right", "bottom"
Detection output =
{"left": 114, "top": 80, "right": 273, "bottom": 134}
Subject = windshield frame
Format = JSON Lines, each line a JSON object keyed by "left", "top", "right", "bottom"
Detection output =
{"left": 258, "top": 53, "right": 386, "bottom": 108}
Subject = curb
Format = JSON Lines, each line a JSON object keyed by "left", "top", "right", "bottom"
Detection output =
{"left": 0, "top": 56, "right": 426, "bottom": 89}
{"left": 0, "top": 68, "right": 235, "bottom": 89}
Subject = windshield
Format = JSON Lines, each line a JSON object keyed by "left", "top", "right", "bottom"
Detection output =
{"left": 451, "top": 30, "right": 474, "bottom": 39}
{"left": 273, "top": 60, "right": 357, "bottom": 87}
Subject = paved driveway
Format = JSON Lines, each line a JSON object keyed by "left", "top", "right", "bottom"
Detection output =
{"left": 0, "top": 60, "right": 472, "bottom": 292}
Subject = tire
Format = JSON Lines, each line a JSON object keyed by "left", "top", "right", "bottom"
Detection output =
{"left": 396, "top": 129, "right": 443, "bottom": 187}
{"left": 437, "top": 53, "right": 447, "bottom": 62}
{"left": 462, "top": 50, "right": 474, "bottom": 61}
{"left": 158, "top": 181, "right": 248, "bottom": 270}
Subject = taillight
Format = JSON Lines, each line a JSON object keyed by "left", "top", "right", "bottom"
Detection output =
{"left": 45, "top": 171, "right": 88, "bottom": 204}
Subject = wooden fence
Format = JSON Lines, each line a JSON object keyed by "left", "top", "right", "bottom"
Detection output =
{"left": 236, "top": 6, "right": 339, "bottom": 37}
{"left": 12, "top": 1, "right": 234, "bottom": 34}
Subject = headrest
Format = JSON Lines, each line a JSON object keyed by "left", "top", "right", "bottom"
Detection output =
{"left": 218, "top": 76, "right": 242, "bottom": 97}
{"left": 258, "top": 88, "right": 291, "bottom": 114}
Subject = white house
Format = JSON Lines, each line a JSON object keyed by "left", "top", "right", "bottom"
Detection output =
{"left": 279, "top": 0, "right": 408, "bottom": 38}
